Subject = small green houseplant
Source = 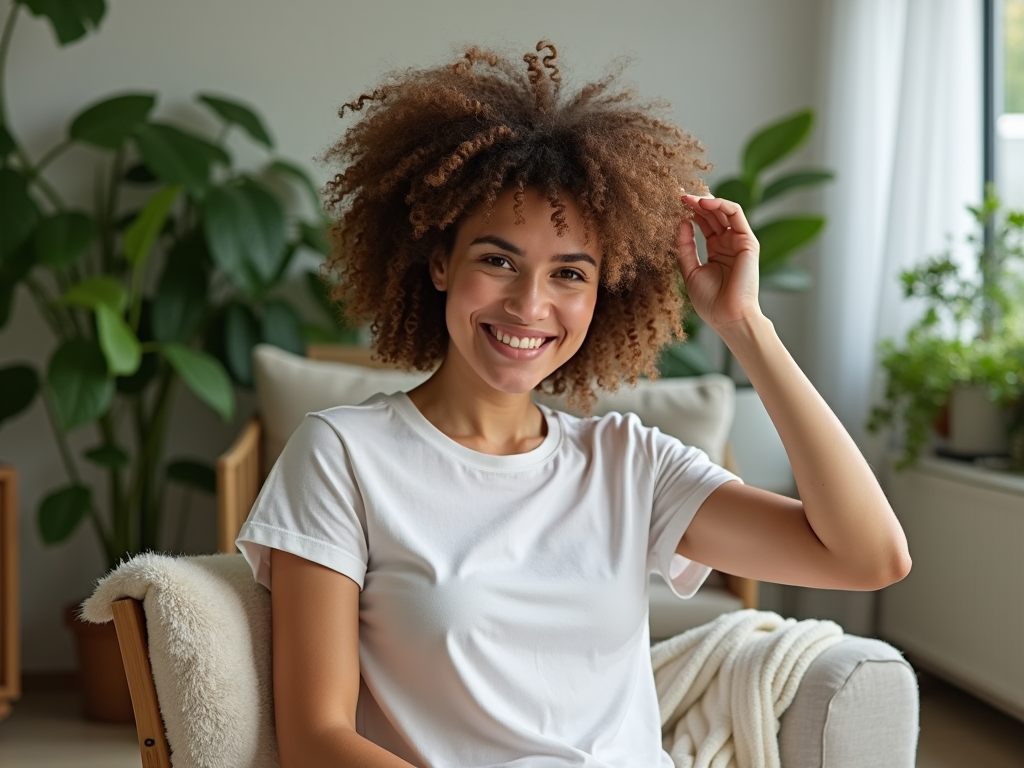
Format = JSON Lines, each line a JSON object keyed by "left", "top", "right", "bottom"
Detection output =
{"left": 867, "top": 187, "right": 1024, "bottom": 468}
{"left": 659, "top": 109, "right": 833, "bottom": 377}
{"left": 0, "top": 1, "right": 352, "bottom": 566}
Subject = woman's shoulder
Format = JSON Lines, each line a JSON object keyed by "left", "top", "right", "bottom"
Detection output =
{"left": 300, "top": 392, "right": 405, "bottom": 442}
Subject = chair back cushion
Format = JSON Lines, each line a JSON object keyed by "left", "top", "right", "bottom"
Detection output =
{"left": 253, "top": 344, "right": 735, "bottom": 468}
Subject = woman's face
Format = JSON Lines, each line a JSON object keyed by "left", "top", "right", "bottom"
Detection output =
{"left": 430, "top": 187, "right": 602, "bottom": 396}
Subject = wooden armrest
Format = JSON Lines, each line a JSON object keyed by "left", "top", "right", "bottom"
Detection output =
{"left": 306, "top": 343, "right": 394, "bottom": 368}
{"left": 111, "top": 598, "right": 171, "bottom": 768}
{"left": 216, "top": 417, "right": 263, "bottom": 553}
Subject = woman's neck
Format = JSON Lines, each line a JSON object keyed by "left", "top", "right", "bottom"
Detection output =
{"left": 406, "top": 354, "right": 547, "bottom": 456}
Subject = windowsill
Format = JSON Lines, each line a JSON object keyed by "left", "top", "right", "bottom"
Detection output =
{"left": 891, "top": 452, "right": 1024, "bottom": 496}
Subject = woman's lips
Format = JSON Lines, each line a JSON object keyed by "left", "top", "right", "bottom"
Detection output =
{"left": 482, "top": 323, "right": 553, "bottom": 360}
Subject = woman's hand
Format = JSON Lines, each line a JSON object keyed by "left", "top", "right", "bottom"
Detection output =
{"left": 678, "top": 194, "right": 762, "bottom": 332}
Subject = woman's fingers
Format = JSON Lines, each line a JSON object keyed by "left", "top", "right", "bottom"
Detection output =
{"left": 697, "top": 195, "right": 754, "bottom": 235}
{"left": 677, "top": 218, "right": 702, "bottom": 276}
{"left": 687, "top": 208, "right": 717, "bottom": 240}
{"left": 683, "top": 195, "right": 725, "bottom": 235}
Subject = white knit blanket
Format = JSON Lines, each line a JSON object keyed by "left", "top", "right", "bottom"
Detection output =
{"left": 654, "top": 609, "right": 844, "bottom": 768}
{"left": 84, "top": 554, "right": 842, "bottom": 768}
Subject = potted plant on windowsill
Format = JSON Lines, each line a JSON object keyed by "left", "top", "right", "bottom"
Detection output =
{"left": 868, "top": 187, "right": 1024, "bottom": 469}
{"left": 657, "top": 109, "right": 833, "bottom": 493}
{"left": 0, "top": 1, "right": 353, "bottom": 720}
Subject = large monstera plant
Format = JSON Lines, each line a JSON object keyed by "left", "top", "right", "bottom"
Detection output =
{"left": 0, "top": 1, "right": 354, "bottom": 567}
{"left": 659, "top": 109, "right": 833, "bottom": 377}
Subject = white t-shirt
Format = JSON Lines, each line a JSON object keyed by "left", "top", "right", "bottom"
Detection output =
{"left": 236, "top": 392, "right": 739, "bottom": 768}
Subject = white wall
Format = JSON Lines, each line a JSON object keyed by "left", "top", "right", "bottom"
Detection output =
{"left": 0, "top": 0, "right": 824, "bottom": 671}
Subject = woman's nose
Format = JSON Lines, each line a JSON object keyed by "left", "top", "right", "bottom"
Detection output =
{"left": 503, "top": 276, "right": 549, "bottom": 323}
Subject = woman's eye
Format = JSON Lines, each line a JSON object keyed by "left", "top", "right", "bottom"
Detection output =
{"left": 484, "top": 256, "right": 513, "bottom": 270}
{"left": 556, "top": 268, "right": 585, "bottom": 281}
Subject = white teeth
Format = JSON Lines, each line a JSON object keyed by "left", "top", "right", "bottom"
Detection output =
{"left": 488, "top": 325, "right": 545, "bottom": 350}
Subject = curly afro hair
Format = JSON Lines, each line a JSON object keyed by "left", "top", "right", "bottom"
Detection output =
{"left": 322, "top": 40, "right": 710, "bottom": 411}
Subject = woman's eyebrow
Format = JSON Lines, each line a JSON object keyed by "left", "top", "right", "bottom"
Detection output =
{"left": 470, "top": 235, "right": 597, "bottom": 268}
{"left": 470, "top": 235, "right": 524, "bottom": 256}
{"left": 553, "top": 253, "right": 598, "bottom": 268}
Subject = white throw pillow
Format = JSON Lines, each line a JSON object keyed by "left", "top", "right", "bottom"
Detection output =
{"left": 535, "top": 376, "right": 734, "bottom": 465}
{"left": 254, "top": 344, "right": 734, "bottom": 468}
{"left": 253, "top": 344, "right": 431, "bottom": 467}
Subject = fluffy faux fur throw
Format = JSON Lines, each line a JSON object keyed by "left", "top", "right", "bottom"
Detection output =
{"left": 654, "top": 610, "right": 843, "bottom": 768}
{"left": 83, "top": 553, "right": 277, "bottom": 768}
{"left": 84, "top": 554, "right": 841, "bottom": 768}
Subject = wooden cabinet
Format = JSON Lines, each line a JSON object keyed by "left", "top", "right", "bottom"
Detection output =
{"left": 879, "top": 456, "right": 1024, "bottom": 721}
{"left": 0, "top": 466, "right": 18, "bottom": 721}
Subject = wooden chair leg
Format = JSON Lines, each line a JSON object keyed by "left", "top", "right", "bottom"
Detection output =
{"left": 111, "top": 598, "right": 171, "bottom": 768}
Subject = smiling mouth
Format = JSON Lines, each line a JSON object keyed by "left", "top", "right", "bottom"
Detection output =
{"left": 484, "top": 324, "right": 554, "bottom": 350}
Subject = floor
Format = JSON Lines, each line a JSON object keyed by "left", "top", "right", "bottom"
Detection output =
{"left": 0, "top": 673, "right": 1022, "bottom": 767}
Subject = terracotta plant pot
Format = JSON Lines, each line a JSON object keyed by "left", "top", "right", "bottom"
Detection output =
{"left": 63, "top": 604, "right": 134, "bottom": 723}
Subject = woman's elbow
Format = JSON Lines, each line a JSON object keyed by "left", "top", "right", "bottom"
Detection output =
{"left": 863, "top": 540, "right": 912, "bottom": 591}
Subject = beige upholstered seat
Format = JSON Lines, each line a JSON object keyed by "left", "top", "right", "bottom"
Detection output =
{"left": 86, "top": 552, "right": 919, "bottom": 768}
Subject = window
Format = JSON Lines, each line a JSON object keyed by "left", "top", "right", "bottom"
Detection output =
{"left": 993, "top": 0, "right": 1024, "bottom": 208}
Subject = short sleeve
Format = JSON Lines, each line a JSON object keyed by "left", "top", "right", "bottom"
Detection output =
{"left": 236, "top": 413, "right": 369, "bottom": 590}
{"left": 646, "top": 427, "right": 741, "bottom": 599}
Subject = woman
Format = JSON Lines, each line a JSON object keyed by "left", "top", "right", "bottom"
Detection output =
{"left": 236, "top": 42, "right": 910, "bottom": 768}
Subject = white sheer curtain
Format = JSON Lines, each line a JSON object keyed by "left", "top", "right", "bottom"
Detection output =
{"left": 793, "top": 0, "right": 982, "bottom": 635}
{"left": 810, "top": 0, "right": 983, "bottom": 466}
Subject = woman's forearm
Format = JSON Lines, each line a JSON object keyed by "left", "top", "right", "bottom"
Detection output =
{"left": 279, "top": 725, "right": 418, "bottom": 768}
{"left": 718, "top": 312, "right": 911, "bottom": 588}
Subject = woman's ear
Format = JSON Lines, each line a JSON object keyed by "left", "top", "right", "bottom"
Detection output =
{"left": 429, "top": 246, "right": 449, "bottom": 291}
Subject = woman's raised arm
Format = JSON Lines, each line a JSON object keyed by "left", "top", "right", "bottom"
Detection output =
{"left": 271, "top": 549, "right": 415, "bottom": 768}
{"left": 674, "top": 195, "right": 911, "bottom": 591}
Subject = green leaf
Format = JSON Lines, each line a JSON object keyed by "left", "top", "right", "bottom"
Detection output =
{"left": 166, "top": 459, "right": 216, "bottom": 494}
{"left": 152, "top": 254, "right": 207, "bottom": 342}
{"left": 202, "top": 180, "right": 286, "bottom": 288}
{"left": 69, "top": 93, "right": 156, "bottom": 149}
{"left": 754, "top": 216, "right": 825, "bottom": 271}
{"left": 83, "top": 443, "right": 129, "bottom": 468}
{"left": 0, "top": 168, "right": 40, "bottom": 262}
{"left": 742, "top": 110, "right": 814, "bottom": 182}
{"left": 39, "top": 485, "right": 91, "bottom": 544}
{"left": 57, "top": 276, "right": 127, "bottom": 312}
{"left": 95, "top": 304, "right": 141, "bottom": 376}
{"left": 20, "top": 0, "right": 105, "bottom": 46}
{"left": 305, "top": 269, "right": 337, "bottom": 322}
{"left": 656, "top": 342, "right": 716, "bottom": 378}
{"left": 0, "top": 244, "right": 35, "bottom": 329}
{"left": 123, "top": 185, "right": 180, "bottom": 266}
{"left": 261, "top": 299, "right": 305, "bottom": 356}
{"left": 0, "top": 364, "right": 40, "bottom": 425}
{"left": 32, "top": 211, "right": 95, "bottom": 268}
{"left": 162, "top": 343, "right": 234, "bottom": 420}
{"left": 710, "top": 177, "right": 752, "bottom": 210}
{"left": 124, "top": 162, "right": 158, "bottom": 183}
{"left": 47, "top": 338, "right": 114, "bottom": 431}
{"left": 239, "top": 180, "right": 287, "bottom": 281}
{"left": 198, "top": 94, "right": 274, "bottom": 149}
{"left": 133, "top": 123, "right": 228, "bottom": 197}
{"left": 761, "top": 169, "right": 834, "bottom": 204}
{"left": 116, "top": 300, "right": 158, "bottom": 394}
{"left": 760, "top": 264, "right": 813, "bottom": 292}
{"left": 222, "top": 302, "right": 261, "bottom": 386}
{"left": 267, "top": 159, "right": 322, "bottom": 212}
{"left": 299, "top": 220, "right": 330, "bottom": 255}
{"left": 0, "top": 124, "right": 15, "bottom": 159}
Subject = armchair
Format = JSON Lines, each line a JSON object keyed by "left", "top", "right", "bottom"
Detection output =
{"left": 86, "top": 344, "right": 917, "bottom": 767}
